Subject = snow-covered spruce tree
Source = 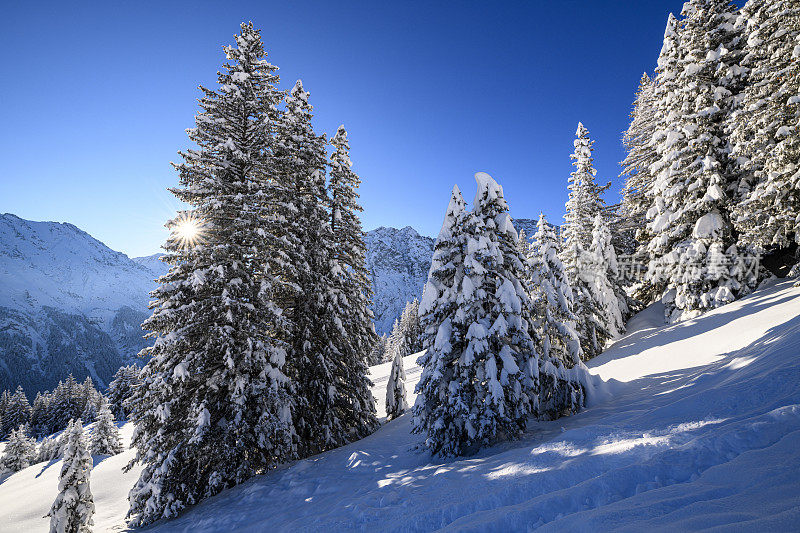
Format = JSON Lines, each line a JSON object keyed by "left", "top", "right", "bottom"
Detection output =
{"left": 276, "top": 81, "right": 377, "bottom": 457}
{"left": 37, "top": 435, "right": 61, "bottom": 463}
{"left": 385, "top": 349, "right": 408, "bottom": 421}
{"left": 413, "top": 185, "right": 469, "bottom": 455}
{"left": 2, "top": 386, "right": 31, "bottom": 437}
{"left": 106, "top": 365, "right": 141, "bottom": 421}
{"left": 590, "top": 214, "right": 627, "bottom": 338}
{"left": 387, "top": 299, "right": 422, "bottom": 362}
{"left": 329, "top": 125, "right": 378, "bottom": 363}
{"left": 527, "top": 214, "right": 583, "bottom": 370}
{"left": 560, "top": 123, "right": 612, "bottom": 358}
{"left": 47, "top": 375, "right": 84, "bottom": 435}
{"left": 620, "top": 72, "right": 658, "bottom": 234}
{"left": 90, "top": 399, "right": 122, "bottom": 456}
{"left": 620, "top": 72, "right": 660, "bottom": 300}
{"left": 46, "top": 420, "right": 94, "bottom": 533}
{"left": 29, "top": 392, "right": 51, "bottom": 438}
{"left": 731, "top": 0, "right": 800, "bottom": 253}
{"left": 126, "top": 23, "right": 295, "bottom": 526}
{"left": 367, "top": 334, "right": 389, "bottom": 365}
{"left": 448, "top": 173, "right": 538, "bottom": 454}
{"left": 645, "top": 0, "right": 751, "bottom": 321}
{"left": 0, "top": 425, "right": 36, "bottom": 473}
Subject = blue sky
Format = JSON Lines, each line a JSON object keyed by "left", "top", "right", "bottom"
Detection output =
{"left": 0, "top": 1, "right": 688, "bottom": 257}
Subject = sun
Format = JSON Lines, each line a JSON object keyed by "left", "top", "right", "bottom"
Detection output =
{"left": 171, "top": 213, "right": 205, "bottom": 248}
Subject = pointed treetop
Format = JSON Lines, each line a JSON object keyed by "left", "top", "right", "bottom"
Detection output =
{"left": 291, "top": 79, "right": 309, "bottom": 102}
{"left": 473, "top": 172, "right": 503, "bottom": 207}
{"left": 334, "top": 124, "right": 348, "bottom": 140}
{"left": 576, "top": 122, "right": 589, "bottom": 137}
{"left": 437, "top": 185, "right": 466, "bottom": 240}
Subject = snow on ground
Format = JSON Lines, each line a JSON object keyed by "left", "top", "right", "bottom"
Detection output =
{"left": 2, "top": 279, "right": 800, "bottom": 531}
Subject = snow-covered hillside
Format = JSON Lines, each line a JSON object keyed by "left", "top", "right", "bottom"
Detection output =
{"left": 0, "top": 214, "right": 163, "bottom": 394}
{"left": 2, "top": 279, "right": 799, "bottom": 532}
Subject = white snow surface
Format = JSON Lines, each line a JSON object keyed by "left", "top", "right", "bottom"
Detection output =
{"left": 2, "top": 279, "right": 800, "bottom": 531}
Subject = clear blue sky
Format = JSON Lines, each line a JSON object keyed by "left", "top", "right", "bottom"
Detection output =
{"left": 0, "top": 1, "right": 688, "bottom": 257}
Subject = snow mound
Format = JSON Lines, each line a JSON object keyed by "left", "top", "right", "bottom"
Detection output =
{"left": 1, "top": 280, "right": 799, "bottom": 531}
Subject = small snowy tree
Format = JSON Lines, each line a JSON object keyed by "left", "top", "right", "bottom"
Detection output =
{"left": 2, "top": 386, "right": 31, "bottom": 436}
{"left": 385, "top": 350, "right": 407, "bottom": 421}
{"left": 0, "top": 425, "right": 36, "bottom": 473}
{"left": 90, "top": 399, "right": 122, "bottom": 456}
{"left": 46, "top": 419, "right": 94, "bottom": 533}
{"left": 37, "top": 436, "right": 61, "bottom": 463}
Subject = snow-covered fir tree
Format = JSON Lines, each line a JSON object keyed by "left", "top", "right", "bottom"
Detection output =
{"left": 387, "top": 298, "right": 422, "bottom": 361}
{"left": 527, "top": 214, "right": 583, "bottom": 369}
{"left": 0, "top": 425, "right": 36, "bottom": 473}
{"left": 328, "top": 125, "right": 378, "bottom": 364}
{"left": 37, "top": 435, "right": 61, "bottom": 464}
{"left": 730, "top": 0, "right": 800, "bottom": 255}
{"left": 413, "top": 185, "right": 469, "bottom": 455}
{"left": 560, "top": 123, "right": 612, "bottom": 358}
{"left": 367, "top": 334, "right": 389, "bottom": 365}
{"left": 385, "top": 350, "right": 408, "bottom": 421}
{"left": 590, "top": 214, "right": 627, "bottom": 338}
{"left": 105, "top": 365, "right": 141, "bottom": 421}
{"left": 526, "top": 214, "right": 587, "bottom": 418}
{"left": 29, "top": 392, "right": 50, "bottom": 437}
{"left": 1, "top": 386, "right": 31, "bottom": 437}
{"left": 90, "top": 399, "right": 122, "bottom": 456}
{"left": 440, "top": 173, "right": 537, "bottom": 454}
{"left": 46, "top": 420, "right": 94, "bottom": 533}
{"left": 645, "top": 0, "right": 752, "bottom": 321}
{"left": 276, "top": 80, "right": 377, "bottom": 457}
{"left": 620, "top": 72, "right": 658, "bottom": 234}
{"left": 126, "top": 23, "right": 295, "bottom": 526}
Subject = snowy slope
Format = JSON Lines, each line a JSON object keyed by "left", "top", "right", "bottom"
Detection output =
{"left": 0, "top": 214, "right": 158, "bottom": 394}
{"left": 2, "top": 279, "right": 799, "bottom": 532}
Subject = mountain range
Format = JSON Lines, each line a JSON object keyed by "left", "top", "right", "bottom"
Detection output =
{"left": 0, "top": 214, "right": 544, "bottom": 395}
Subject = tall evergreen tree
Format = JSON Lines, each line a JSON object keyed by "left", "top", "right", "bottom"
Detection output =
{"left": 413, "top": 185, "right": 469, "bottom": 455}
{"left": 126, "top": 23, "right": 295, "bottom": 526}
{"left": 731, "top": 0, "right": 800, "bottom": 253}
{"left": 561, "top": 123, "right": 612, "bottom": 358}
{"left": 46, "top": 420, "right": 94, "bottom": 533}
{"left": 645, "top": 0, "right": 751, "bottom": 321}
{"left": 276, "top": 81, "right": 377, "bottom": 457}
{"left": 329, "top": 125, "right": 378, "bottom": 363}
